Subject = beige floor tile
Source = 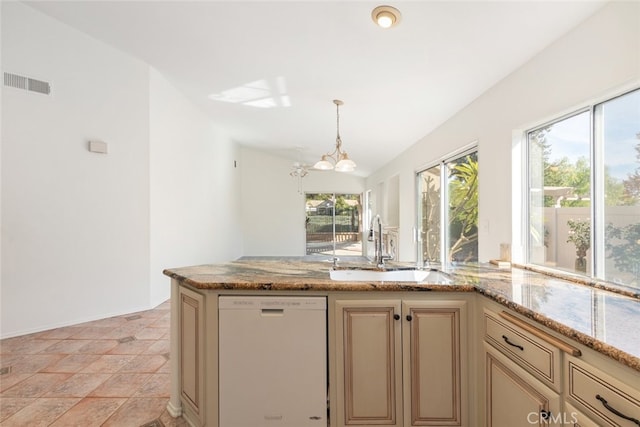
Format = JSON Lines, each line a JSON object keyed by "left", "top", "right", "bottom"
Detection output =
{"left": 102, "top": 397, "right": 168, "bottom": 427}
{"left": 49, "top": 397, "right": 126, "bottom": 426}
{"left": 124, "top": 317, "right": 157, "bottom": 327}
{"left": 0, "top": 397, "right": 36, "bottom": 422}
{"left": 34, "top": 326, "right": 87, "bottom": 340}
{"left": 0, "top": 397, "right": 80, "bottom": 426}
{"left": 3, "top": 353, "right": 67, "bottom": 374}
{"left": 148, "top": 314, "right": 170, "bottom": 328}
{"left": 68, "top": 326, "right": 111, "bottom": 340}
{"left": 100, "top": 323, "right": 145, "bottom": 339}
{"left": 0, "top": 338, "right": 61, "bottom": 354}
{"left": 143, "top": 339, "right": 170, "bottom": 355}
{"left": 0, "top": 373, "right": 33, "bottom": 392}
{"left": 135, "top": 327, "right": 167, "bottom": 340}
{"left": 156, "top": 360, "right": 170, "bottom": 374}
{"left": 159, "top": 408, "right": 189, "bottom": 427}
{"left": 76, "top": 339, "right": 119, "bottom": 354}
{"left": 0, "top": 299, "right": 175, "bottom": 425}
{"left": 81, "top": 355, "right": 137, "bottom": 373}
{"left": 118, "top": 355, "right": 167, "bottom": 373}
{"left": 0, "top": 353, "right": 21, "bottom": 367}
{"left": 44, "top": 373, "right": 111, "bottom": 397}
{"left": 40, "top": 339, "right": 93, "bottom": 354}
{"left": 42, "top": 354, "right": 101, "bottom": 373}
{"left": 134, "top": 373, "right": 170, "bottom": 398}
{"left": 107, "top": 339, "right": 154, "bottom": 355}
{"left": 88, "top": 373, "right": 151, "bottom": 397}
{"left": 1, "top": 373, "right": 72, "bottom": 397}
{"left": 140, "top": 307, "right": 168, "bottom": 319}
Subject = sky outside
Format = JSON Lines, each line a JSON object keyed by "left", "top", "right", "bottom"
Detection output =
{"left": 545, "top": 89, "right": 639, "bottom": 182}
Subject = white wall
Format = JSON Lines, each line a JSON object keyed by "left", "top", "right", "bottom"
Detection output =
{"left": 1, "top": 3, "right": 243, "bottom": 337}
{"left": 366, "top": 1, "right": 640, "bottom": 263}
{"left": 0, "top": 2, "right": 3, "bottom": 306}
{"left": 1, "top": 2, "right": 150, "bottom": 336}
{"left": 240, "top": 146, "right": 365, "bottom": 256}
{"left": 149, "top": 68, "right": 241, "bottom": 305}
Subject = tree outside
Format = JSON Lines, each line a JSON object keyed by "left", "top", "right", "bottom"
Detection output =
{"left": 418, "top": 152, "right": 478, "bottom": 264}
{"left": 448, "top": 154, "right": 478, "bottom": 262}
{"left": 530, "top": 110, "right": 639, "bottom": 286}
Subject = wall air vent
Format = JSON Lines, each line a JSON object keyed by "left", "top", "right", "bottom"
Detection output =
{"left": 3, "top": 72, "right": 51, "bottom": 95}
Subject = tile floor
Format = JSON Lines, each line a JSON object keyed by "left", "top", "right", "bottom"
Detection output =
{"left": 0, "top": 301, "right": 187, "bottom": 426}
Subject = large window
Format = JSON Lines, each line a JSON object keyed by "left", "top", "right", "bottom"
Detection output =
{"left": 527, "top": 88, "right": 640, "bottom": 289}
{"left": 528, "top": 111, "right": 591, "bottom": 273}
{"left": 417, "top": 149, "right": 478, "bottom": 265}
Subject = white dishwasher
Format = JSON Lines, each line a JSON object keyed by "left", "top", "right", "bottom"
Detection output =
{"left": 218, "top": 296, "right": 327, "bottom": 427}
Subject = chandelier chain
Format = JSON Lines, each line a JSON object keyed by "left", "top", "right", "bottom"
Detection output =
{"left": 312, "top": 99, "right": 355, "bottom": 172}
{"left": 336, "top": 101, "right": 341, "bottom": 147}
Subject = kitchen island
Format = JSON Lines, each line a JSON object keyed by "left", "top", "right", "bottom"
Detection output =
{"left": 164, "top": 259, "right": 640, "bottom": 427}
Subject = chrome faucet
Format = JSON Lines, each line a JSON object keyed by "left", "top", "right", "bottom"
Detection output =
{"left": 368, "top": 215, "right": 392, "bottom": 268}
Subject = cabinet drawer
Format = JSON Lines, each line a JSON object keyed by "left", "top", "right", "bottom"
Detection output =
{"left": 564, "top": 402, "right": 600, "bottom": 427}
{"left": 483, "top": 309, "right": 562, "bottom": 391}
{"left": 566, "top": 355, "right": 640, "bottom": 427}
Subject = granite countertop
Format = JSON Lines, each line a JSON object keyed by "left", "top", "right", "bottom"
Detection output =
{"left": 164, "top": 258, "right": 640, "bottom": 373}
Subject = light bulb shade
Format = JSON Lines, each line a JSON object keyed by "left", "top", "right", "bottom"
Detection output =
{"left": 376, "top": 12, "right": 394, "bottom": 28}
{"left": 313, "top": 156, "right": 334, "bottom": 170}
{"left": 335, "top": 153, "right": 356, "bottom": 172}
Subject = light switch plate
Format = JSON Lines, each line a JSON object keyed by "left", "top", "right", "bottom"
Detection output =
{"left": 88, "top": 140, "right": 108, "bottom": 154}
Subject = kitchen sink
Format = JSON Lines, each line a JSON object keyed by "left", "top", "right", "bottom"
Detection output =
{"left": 329, "top": 268, "right": 451, "bottom": 283}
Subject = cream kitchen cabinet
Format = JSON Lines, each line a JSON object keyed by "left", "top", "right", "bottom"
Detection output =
{"left": 177, "top": 285, "right": 206, "bottom": 426}
{"left": 332, "top": 296, "right": 469, "bottom": 427}
{"left": 485, "top": 343, "right": 562, "bottom": 426}
{"left": 481, "top": 306, "right": 577, "bottom": 427}
{"left": 563, "top": 402, "right": 601, "bottom": 427}
{"left": 483, "top": 309, "right": 563, "bottom": 392}
{"left": 165, "top": 260, "right": 640, "bottom": 427}
{"left": 565, "top": 354, "right": 640, "bottom": 427}
{"left": 480, "top": 301, "right": 640, "bottom": 427}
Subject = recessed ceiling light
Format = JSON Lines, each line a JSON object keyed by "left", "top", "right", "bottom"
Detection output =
{"left": 371, "top": 5, "right": 401, "bottom": 29}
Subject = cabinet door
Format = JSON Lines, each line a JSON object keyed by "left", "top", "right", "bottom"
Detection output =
{"left": 179, "top": 286, "right": 205, "bottom": 424}
{"left": 485, "top": 344, "right": 561, "bottom": 427}
{"left": 335, "top": 300, "right": 403, "bottom": 426}
{"left": 403, "top": 300, "right": 467, "bottom": 426}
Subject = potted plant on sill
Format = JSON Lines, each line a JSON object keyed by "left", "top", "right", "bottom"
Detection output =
{"left": 567, "top": 219, "right": 590, "bottom": 273}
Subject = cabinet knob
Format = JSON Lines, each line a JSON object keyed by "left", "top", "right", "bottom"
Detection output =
{"left": 540, "top": 410, "right": 551, "bottom": 422}
{"left": 406, "top": 315, "right": 413, "bottom": 321}
{"left": 393, "top": 314, "right": 400, "bottom": 320}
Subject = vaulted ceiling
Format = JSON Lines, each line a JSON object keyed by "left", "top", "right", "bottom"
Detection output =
{"left": 26, "top": 1, "right": 606, "bottom": 175}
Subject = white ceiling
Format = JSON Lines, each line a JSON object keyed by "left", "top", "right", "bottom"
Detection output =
{"left": 26, "top": 0, "right": 606, "bottom": 176}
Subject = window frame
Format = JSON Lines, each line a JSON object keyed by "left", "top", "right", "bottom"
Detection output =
{"left": 524, "top": 108, "right": 592, "bottom": 271}
{"left": 304, "top": 192, "right": 363, "bottom": 258}
{"left": 522, "top": 86, "right": 640, "bottom": 286}
{"left": 416, "top": 143, "right": 478, "bottom": 266}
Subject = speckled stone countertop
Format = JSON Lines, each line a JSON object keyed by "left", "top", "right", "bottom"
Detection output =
{"left": 164, "top": 258, "right": 640, "bottom": 373}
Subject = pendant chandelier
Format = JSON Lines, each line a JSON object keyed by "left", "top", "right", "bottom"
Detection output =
{"left": 314, "top": 100, "right": 357, "bottom": 172}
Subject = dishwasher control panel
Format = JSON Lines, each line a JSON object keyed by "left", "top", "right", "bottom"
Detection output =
{"left": 218, "top": 295, "right": 326, "bottom": 310}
